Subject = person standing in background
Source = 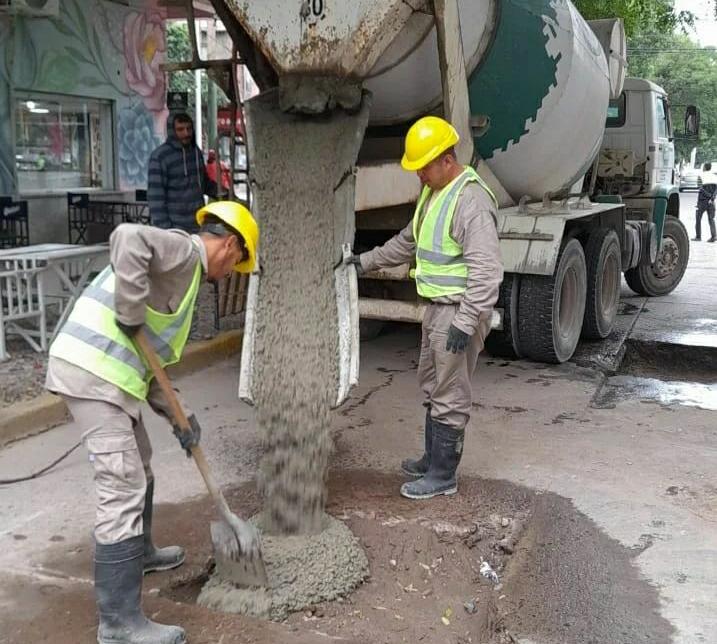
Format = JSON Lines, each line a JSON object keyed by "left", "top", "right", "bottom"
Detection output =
{"left": 148, "top": 113, "right": 217, "bottom": 233}
{"left": 694, "top": 162, "right": 717, "bottom": 243}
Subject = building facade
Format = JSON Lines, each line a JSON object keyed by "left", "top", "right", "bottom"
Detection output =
{"left": 0, "top": 0, "right": 169, "bottom": 242}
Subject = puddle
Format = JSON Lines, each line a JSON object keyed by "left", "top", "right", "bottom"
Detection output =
{"left": 594, "top": 375, "right": 717, "bottom": 411}
{"left": 593, "top": 339, "right": 717, "bottom": 410}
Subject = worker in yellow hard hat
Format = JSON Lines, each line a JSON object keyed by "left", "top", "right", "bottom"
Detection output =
{"left": 45, "top": 201, "right": 258, "bottom": 644}
{"left": 348, "top": 116, "right": 504, "bottom": 501}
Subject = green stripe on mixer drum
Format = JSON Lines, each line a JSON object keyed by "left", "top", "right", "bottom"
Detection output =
{"left": 469, "top": 0, "right": 561, "bottom": 159}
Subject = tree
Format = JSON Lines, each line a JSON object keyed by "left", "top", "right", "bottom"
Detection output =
{"left": 573, "top": 2, "right": 717, "bottom": 163}
{"left": 572, "top": 0, "right": 686, "bottom": 37}
{"left": 628, "top": 32, "right": 717, "bottom": 164}
{"left": 166, "top": 21, "right": 198, "bottom": 110}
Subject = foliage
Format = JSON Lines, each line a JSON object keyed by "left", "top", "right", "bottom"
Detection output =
{"left": 573, "top": 1, "right": 717, "bottom": 163}
{"left": 572, "top": 0, "right": 688, "bottom": 37}
{"left": 628, "top": 32, "right": 717, "bottom": 163}
{"left": 166, "top": 21, "right": 198, "bottom": 109}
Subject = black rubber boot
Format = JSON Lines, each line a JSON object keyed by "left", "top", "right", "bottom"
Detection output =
{"left": 401, "top": 409, "right": 433, "bottom": 477}
{"left": 143, "top": 479, "right": 185, "bottom": 574}
{"left": 400, "top": 421, "right": 464, "bottom": 500}
{"left": 95, "top": 536, "right": 186, "bottom": 644}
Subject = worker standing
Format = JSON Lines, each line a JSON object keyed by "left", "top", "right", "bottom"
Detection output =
{"left": 45, "top": 202, "right": 258, "bottom": 644}
{"left": 349, "top": 117, "right": 503, "bottom": 500}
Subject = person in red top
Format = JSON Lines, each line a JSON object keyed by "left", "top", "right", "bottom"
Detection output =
{"left": 206, "top": 150, "right": 231, "bottom": 195}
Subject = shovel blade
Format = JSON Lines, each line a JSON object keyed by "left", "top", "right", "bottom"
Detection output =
{"left": 210, "top": 520, "right": 269, "bottom": 588}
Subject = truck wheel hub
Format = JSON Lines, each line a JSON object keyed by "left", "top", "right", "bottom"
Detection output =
{"left": 655, "top": 238, "right": 679, "bottom": 277}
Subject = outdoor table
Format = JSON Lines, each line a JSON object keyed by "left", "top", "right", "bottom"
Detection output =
{"left": 0, "top": 243, "right": 109, "bottom": 360}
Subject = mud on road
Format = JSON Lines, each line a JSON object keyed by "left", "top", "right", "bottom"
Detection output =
{"left": 2, "top": 470, "right": 671, "bottom": 644}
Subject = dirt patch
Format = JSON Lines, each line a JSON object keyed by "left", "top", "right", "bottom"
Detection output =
{"left": 492, "top": 493, "right": 675, "bottom": 644}
{"left": 1, "top": 471, "right": 673, "bottom": 644}
{"left": 620, "top": 339, "right": 717, "bottom": 384}
{"left": 0, "top": 341, "right": 48, "bottom": 409}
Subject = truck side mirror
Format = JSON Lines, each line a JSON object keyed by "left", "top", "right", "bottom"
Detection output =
{"left": 684, "top": 106, "right": 700, "bottom": 138}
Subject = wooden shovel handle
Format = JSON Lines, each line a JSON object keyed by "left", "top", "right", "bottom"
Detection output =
{"left": 134, "top": 329, "right": 191, "bottom": 432}
{"left": 133, "top": 329, "right": 235, "bottom": 524}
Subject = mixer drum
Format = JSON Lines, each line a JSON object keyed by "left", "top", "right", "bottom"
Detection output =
{"left": 365, "top": 0, "right": 611, "bottom": 200}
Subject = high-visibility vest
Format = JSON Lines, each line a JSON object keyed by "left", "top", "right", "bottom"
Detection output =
{"left": 49, "top": 261, "right": 202, "bottom": 400}
{"left": 411, "top": 166, "right": 497, "bottom": 300}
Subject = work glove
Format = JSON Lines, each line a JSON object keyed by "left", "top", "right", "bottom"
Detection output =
{"left": 445, "top": 324, "right": 471, "bottom": 354}
{"left": 345, "top": 254, "right": 365, "bottom": 276}
{"left": 173, "top": 414, "right": 202, "bottom": 457}
{"left": 115, "top": 319, "right": 142, "bottom": 337}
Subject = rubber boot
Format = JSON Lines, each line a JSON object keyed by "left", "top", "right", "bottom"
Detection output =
{"left": 143, "top": 479, "right": 185, "bottom": 574}
{"left": 400, "top": 421, "right": 463, "bottom": 500}
{"left": 95, "top": 535, "right": 186, "bottom": 644}
{"left": 401, "top": 409, "right": 433, "bottom": 477}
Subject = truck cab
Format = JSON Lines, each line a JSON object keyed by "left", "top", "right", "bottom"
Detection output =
{"left": 603, "top": 78, "right": 676, "bottom": 193}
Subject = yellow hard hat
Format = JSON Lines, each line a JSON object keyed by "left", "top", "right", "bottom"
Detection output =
{"left": 401, "top": 116, "right": 460, "bottom": 171}
{"left": 196, "top": 201, "right": 259, "bottom": 273}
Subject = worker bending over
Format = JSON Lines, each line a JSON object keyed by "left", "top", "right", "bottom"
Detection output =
{"left": 45, "top": 202, "right": 258, "bottom": 644}
{"left": 350, "top": 117, "right": 503, "bottom": 500}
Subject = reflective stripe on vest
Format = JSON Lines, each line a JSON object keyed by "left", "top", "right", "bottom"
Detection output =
{"left": 49, "top": 261, "right": 202, "bottom": 400}
{"left": 411, "top": 166, "right": 497, "bottom": 299}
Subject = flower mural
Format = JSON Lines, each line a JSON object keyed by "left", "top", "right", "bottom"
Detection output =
{"left": 118, "top": 102, "right": 162, "bottom": 189}
{"left": 123, "top": 9, "right": 168, "bottom": 129}
{"left": 0, "top": 0, "right": 170, "bottom": 195}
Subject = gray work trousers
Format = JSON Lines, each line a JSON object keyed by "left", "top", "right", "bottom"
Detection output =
{"left": 696, "top": 201, "right": 716, "bottom": 240}
{"left": 63, "top": 396, "right": 158, "bottom": 545}
{"left": 417, "top": 303, "right": 492, "bottom": 430}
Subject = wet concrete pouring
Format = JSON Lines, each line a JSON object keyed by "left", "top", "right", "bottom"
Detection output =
{"left": 1, "top": 470, "right": 672, "bottom": 644}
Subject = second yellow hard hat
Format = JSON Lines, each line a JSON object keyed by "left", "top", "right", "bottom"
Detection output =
{"left": 401, "top": 116, "right": 460, "bottom": 171}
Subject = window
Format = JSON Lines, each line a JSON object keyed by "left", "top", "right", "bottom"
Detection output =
{"left": 14, "top": 93, "right": 114, "bottom": 193}
{"left": 655, "top": 95, "right": 668, "bottom": 139}
{"left": 605, "top": 93, "right": 626, "bottom": 128}
{"left": 661, "top": 96, "right": 673, "bottom": 140}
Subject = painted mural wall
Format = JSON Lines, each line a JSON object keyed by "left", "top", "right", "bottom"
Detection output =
{"left": 0, "top": 0, "right": 168, "bottom": 196}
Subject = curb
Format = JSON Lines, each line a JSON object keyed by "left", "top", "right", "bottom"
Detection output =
{"left": 0, "top": 330, "right": 243, "bottom": 448}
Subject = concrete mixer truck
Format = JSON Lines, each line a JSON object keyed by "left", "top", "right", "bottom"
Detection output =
{"left": 210, "top": 0, "right": 700, "bottom": 365}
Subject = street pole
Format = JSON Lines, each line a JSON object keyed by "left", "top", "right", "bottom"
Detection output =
{"left": 207, "top": 19, "right": 218, "bottom": 150}
{"left": 194, "top": 20, "right": 204, "bottom": 151}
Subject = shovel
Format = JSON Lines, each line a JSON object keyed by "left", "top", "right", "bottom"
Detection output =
{"left": 134, "top": 329, "right": 269, "bottom": 588}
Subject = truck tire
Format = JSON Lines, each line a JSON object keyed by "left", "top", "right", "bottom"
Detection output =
{"left": 582, "top": 229, "right": 621, "bottom": 340}
{"left": 484, "top": 273, "right": 522, "bottom": 359}
{"left": 518, "top": 238, "right": 587, "bottom": 364}
{"left": 624, "top": 216, "right": 689, "bottom": 296}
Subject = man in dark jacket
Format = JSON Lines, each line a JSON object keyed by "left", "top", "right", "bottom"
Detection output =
{"left": 694, "top": 162, "right": 717, "bottom": 242}
{"left": 148, "top": 113, "right": 217, "bottom": 232}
